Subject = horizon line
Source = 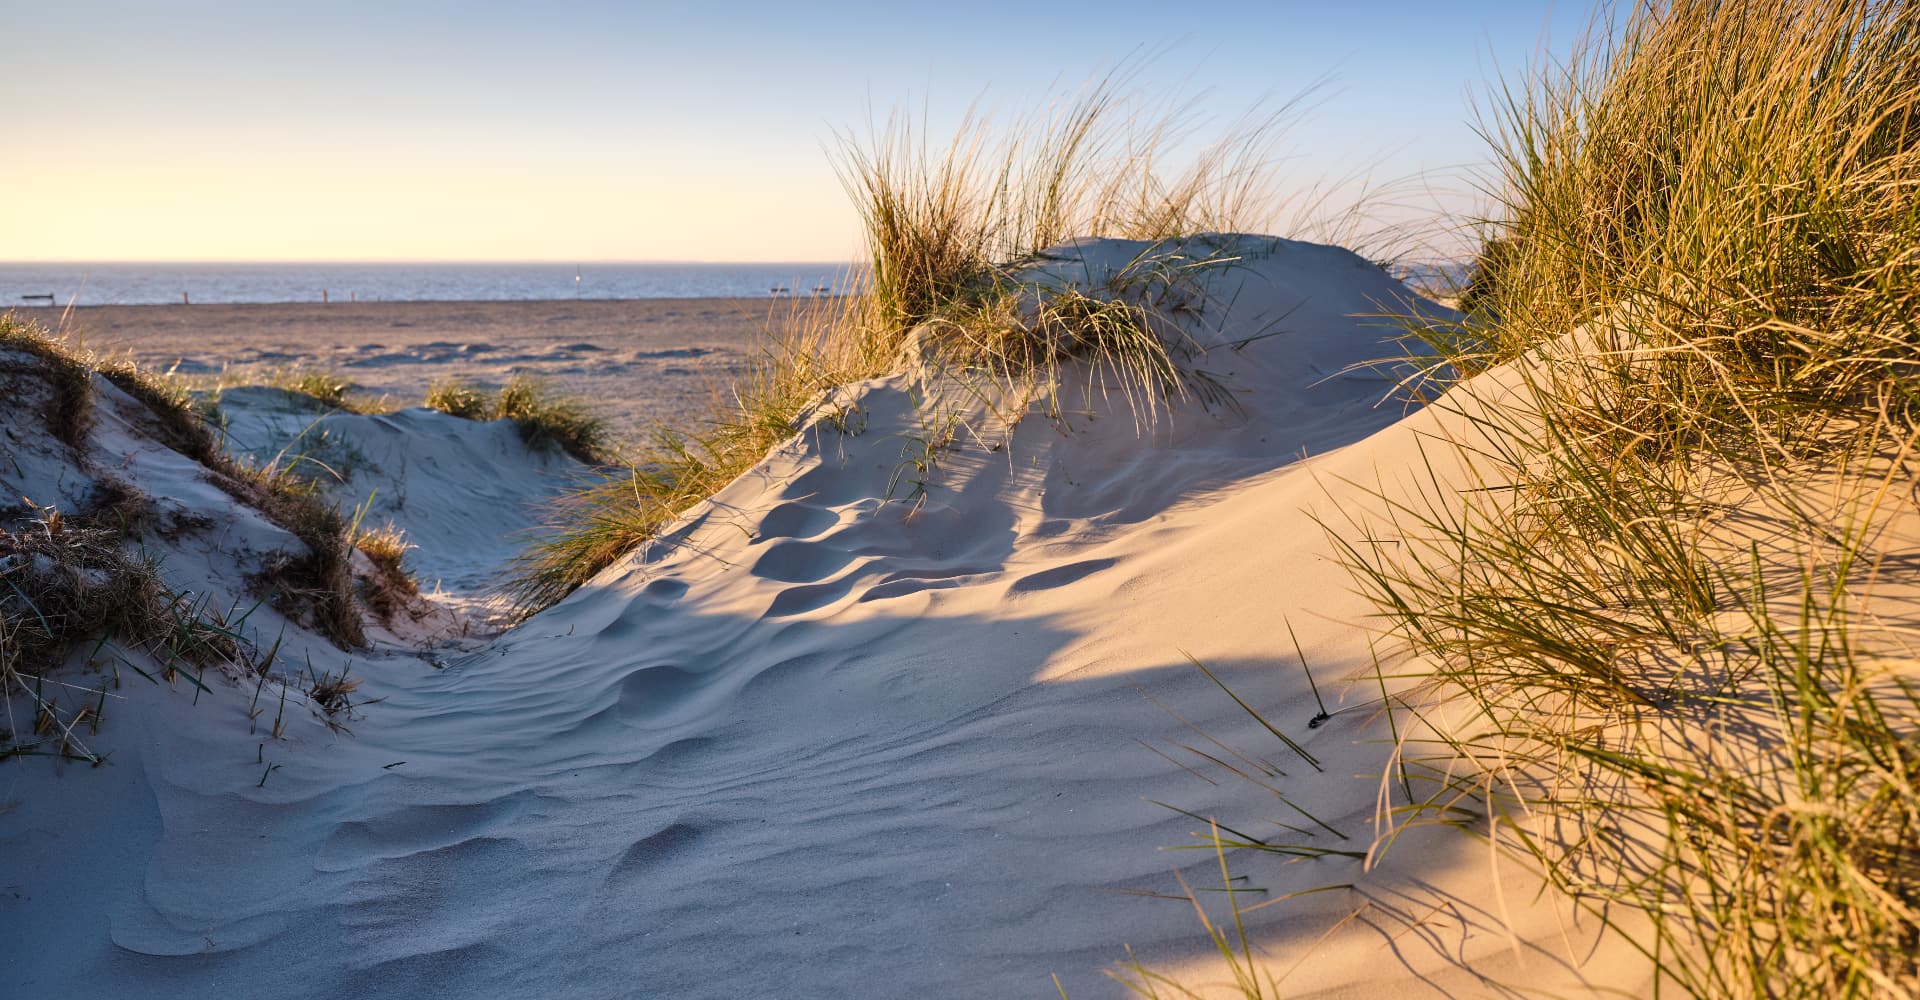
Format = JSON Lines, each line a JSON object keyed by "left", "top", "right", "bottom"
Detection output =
{"left": 0, "top": 258, "right": 866, "bottom": 266}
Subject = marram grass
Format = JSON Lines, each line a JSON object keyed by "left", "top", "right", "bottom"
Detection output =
{"left": 1115, "top": 1, "right": 1920, "bottom": 995}
{"left": 507, "top": 72, "right": 1328, "bottom": 614}
{"left": 423, "top": 373, "right": 610, "bottom": 464}
{"left": 1308, "top": 1, "right": 1920, "bottom": 996}
{"left": 505, "top": 289, "right": 888, "bottom": 613}
{"left": 1, "top": 313, "right": 367, "bottom": 647}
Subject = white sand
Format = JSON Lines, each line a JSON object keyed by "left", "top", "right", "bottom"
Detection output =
{"left": 1, "top": 237, "right": 1658, "bottom": 997}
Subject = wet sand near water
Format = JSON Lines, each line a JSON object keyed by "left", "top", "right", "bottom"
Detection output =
{"left": 15, "top": 297, "right": 818, "bottom": 444}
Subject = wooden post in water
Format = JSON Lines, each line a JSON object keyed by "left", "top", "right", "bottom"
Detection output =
{"left": 183, "top": 291, "right": 190, "bottom": 305}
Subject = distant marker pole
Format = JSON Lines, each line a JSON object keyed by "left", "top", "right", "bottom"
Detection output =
{"left": 182, "top": 291, "right": 190, "bottom": 305}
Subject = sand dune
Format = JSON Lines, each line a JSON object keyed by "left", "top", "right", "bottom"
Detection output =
{"left": 1, "top": 238, "right": 1656, "bottom": 997}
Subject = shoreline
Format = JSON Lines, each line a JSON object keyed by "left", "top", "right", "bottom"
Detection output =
{"left": 8, "top": 295, "right": 827, "bottom": 324}
{"left": 8, "top": 294, "right": 846, "bottom": 308}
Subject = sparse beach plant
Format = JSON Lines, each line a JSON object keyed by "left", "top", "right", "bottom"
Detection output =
{"left": 493, "top": 373, "right": 609, "bottom": 463}
{"left": 0, "top": 484, "right": 271, "bottom": 763}
{"left": 510, "top": 72, "right": 1324, "bottom": 613}
{"left": 424, "top": 376, "right": 494, "bottom": 420}
{"left": 0, "top": 315, "right": 369, "bottom": 648}
{"left": 351, "top": 520, "right": 418, "bottom": 624}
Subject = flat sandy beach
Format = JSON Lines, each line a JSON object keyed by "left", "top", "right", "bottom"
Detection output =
{"left": 15, "top": 297, "right": 809, "bottom": 441}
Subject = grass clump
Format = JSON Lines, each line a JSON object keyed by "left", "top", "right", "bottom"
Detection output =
{"left": 351, "top": 520, "right": 418, "bottom": 625}
{"left": 266, "top": 368, "right": 358, "bottom": 411}
{"left": 190, "top": 366, "right": 389, "bottom": 416}
{"left": 902, "top": 245, "right": 1250, "bottom": 430}
{"left": 1, "top": 313, "right": 95, "bottom": 449}
{"left": 837, "top": 67, "right": 1311, "bottom": 339}
{"left": 1, "top": 314, "right": 368, "bottom": 648}
{"left": 1, "top": 486, "right": 265, "bottom": 764}
{"left": 241, "top": 467, "right": 364, "bottom": 647}
{"left": 1311, "top": 1, "right": 1920, "bottom": 995}
{"left": 423, "top": 376, "right": 493, "bottom": 420}
{"left": 422, "top": 374, "right": 609, "bottom": 463}
{"left": 493, "top": 375, "right": 608, "bottom": 462}
{"left": 507, "top": 292, "right": 888, "bottom": 612}
{"left": 837, "top": 69, "right": 1317, "bottom": 344}
{"left": 509, "top": 72, "right": 1319, "bottom": 613}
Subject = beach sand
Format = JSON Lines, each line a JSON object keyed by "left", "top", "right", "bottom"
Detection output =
{"left": 16, "top": 297, "right": 808, "bottom": 441}
{"left": 0, "top": 241, "right": 1664, "bottom": 998}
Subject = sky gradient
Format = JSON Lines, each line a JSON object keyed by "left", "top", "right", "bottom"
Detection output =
{"left": 4, "top": 2, "right": 1590, "bottom": 262}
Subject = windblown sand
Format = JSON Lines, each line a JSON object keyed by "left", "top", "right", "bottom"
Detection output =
{"left": 20, "top": 297, "right": 798, "bottom": 440}
{"left": 1, "top": 243, "right": 1662, "bottom": 998}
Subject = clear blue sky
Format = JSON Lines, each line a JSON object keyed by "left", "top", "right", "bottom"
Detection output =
{"left": 2, "top": 1, "right": 1590, "bottom": 262}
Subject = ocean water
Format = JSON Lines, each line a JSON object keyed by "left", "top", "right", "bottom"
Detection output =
{"left": 0, "top": 261, "right": 857, "bottom": 306}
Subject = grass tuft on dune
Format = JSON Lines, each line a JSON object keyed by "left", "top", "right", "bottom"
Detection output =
{"left": 1318, "top": 1, "right": 1920, "bottom": 995}
{"left": 1, "top": 313, "right": 369, "bottom": 648}
{"left": 505, "top": 290, "right": 887, "bottom": 613}
{"left": 505, "top": 73, "right": 1333, "bottom": 614}
{"left": 425, "top": 373, "right": 610, "bottom": 463}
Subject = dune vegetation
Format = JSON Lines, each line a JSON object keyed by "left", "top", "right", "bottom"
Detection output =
{"left": 497, "top": 1, "right": 1920, "bottom": 995}
{"left": 425, "top": 372, "right": 610, "bottom": 463}
{"left": 503, "top": 70, "right": 1367, "bottom": 613}
{"left": 1314, "top": 1, "right": 1920, "bottom": 996}
{"left": 0, "top": 316, "right": 390, "bottom": 653}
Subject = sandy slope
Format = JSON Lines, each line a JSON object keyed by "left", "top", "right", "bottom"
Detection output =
{"left": 2, "top": 237, "right": 1655, "bottom": 998}
{"left": 212, "top": 386, "right": 589, "bottom": 605}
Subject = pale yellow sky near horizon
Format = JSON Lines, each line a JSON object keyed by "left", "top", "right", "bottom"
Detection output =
{"left": 9, "top": 144, "right": 859, "bottom": 263}
{"left": 4, "top": 4, "right": 1586, "bottom": 264}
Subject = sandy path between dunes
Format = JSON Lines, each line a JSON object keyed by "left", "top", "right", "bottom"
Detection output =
{"left": 16, "top": 297, "right": 816, "bottom": 441}
{"left": 0, "top": 242, "right": 1664, "bottom": 999}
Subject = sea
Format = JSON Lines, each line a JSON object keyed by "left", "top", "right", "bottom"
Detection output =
{"left": 0, "top": 261, "right": 859, "bottom": 307}
{"left": 0, "top": 258, "right": 1474, "bottom": 309}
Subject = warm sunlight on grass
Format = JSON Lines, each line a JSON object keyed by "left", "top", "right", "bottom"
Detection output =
{"left": 1317, "top": 1, "right": 1920, "bottom": 995}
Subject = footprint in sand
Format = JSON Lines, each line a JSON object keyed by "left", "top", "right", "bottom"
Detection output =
{"left": 641, "top": 577, "right": 689, "bottom": 602}
{"left": 856, "top": 565, "right": 991, "bottom": 603}
{"left": 753, "top": 502, "right": 836, "bottom": 542}
{"left": 603, "top": 821, "right": 704, "bottom": 888}
{"left": 763, "top": 580, "right": 854, "bottom": 617}
{"left": 749, "top": 539, "right": 853, "bottom": 584}
{"left": 1006, "top": 557, "right": 1118, "bottom": 594}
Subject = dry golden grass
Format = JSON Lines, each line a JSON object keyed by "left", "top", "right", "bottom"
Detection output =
{"left": 509, "top": 71, "right": 1327, "bottom": 613}
{"left": 352, "top": 520, "right": 418, "bottom": 625}
{"left": 1309, "top": 1, "right": 1920, "bottom": 995}
{"left": 1, "top": 313, "right": 367, "bottom": 647}
{"left": 507, "top": 290, "right": 887, "bottom": 612}
{"left": 423, "top": 373, "right": 610, "bottom": 463}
